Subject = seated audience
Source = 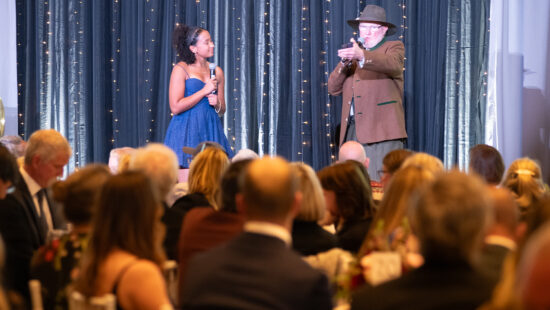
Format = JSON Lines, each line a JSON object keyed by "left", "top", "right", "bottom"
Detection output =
{"left": 0, "top": 145, "right": 18, "bottom": 199}
{"left": 107, "top": 147, "right": 135, "bottom": 174}
{"left": 351, "top": 171, "right": 494, "bottom": 310}
{"left": 31, "top": 164, "right": 111, "bottom": 310}
{"left": 478, "top": 187, "right": 520, "bottom": 284}
{"left": 338, "top": 141, "right": 370, "bottom": 169}
{"left": 291, "top": 162, "right": 337, "bottom": 256}
{"left": 231, "top": 148, "right": 259, "bottom": 162}
{"left": 318, "top": 161, "right": 375, "bottom": 254}
{"left": 180, "top": 157, "right": 332, "bottom": 309}
{"left": 378, "top": 149, "right": 413, "bottom": 189}
{"left": 177, "top": 160, "right": 251, "bottom": 300}
{"left": 400, "top": 152, "right": 444, "bottom": 175}
{"left": 501, "top": 157, "right": 547, "bottom": 218}
{"left": 0, "top": 135, "right": 27, "bottom": 158}
{"left": 74, "top": 171, "right": 171, "bottom": 310}
{"left": 0, "top": 129, "right": 70, "bottom": 300}
{"left": 165, "top": 147, "right": 229, "bottom": 261}
{"left": 128, "top": 143, "right": 179, "bottom": 260}
{"left": 469, "top": 144, "right": 505, "bottom": 185}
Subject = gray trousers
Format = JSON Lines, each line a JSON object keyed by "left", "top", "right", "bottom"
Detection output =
{"left": 344, "top": 117, "right": 404, "bottom": 182}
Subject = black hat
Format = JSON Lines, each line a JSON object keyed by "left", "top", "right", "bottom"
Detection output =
{"left": 347, "top": 5, "right": 397, "bottom": 36}
{"left": 182, "top": 141, "right": 224, "bottom": 156}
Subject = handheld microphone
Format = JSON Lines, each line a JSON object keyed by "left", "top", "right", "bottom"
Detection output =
{"left": 209, "top": 63, "right": 217, "bottom": 94}
{"left": 356, "top": 37, "right": 365, "bottom": 49}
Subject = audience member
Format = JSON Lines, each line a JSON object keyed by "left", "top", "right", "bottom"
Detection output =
{"left": 338, "top": 141, "right": 370, "bottom": 169}
{"left": 129, "top": 143, "right": 180, "bottom": 260}
{"left": 351, "top": 171, "right": 493, "bottom": 310}
{"left": 0, "top": 129, "right": 70, "bottom": 299}
{"left": 478, "top": 187, "right": 520, "bottom": 284}
{"left": 0, "top": 135, "right": 27, "bottom": 158}
{"left": 166, "top": 147, "right": 229, "bottom": 261}
{"left": 177, "top": 160, "right": 251, "bottom": 301}
{"left": 74, "top": 171, "right": 170, "bottom": 310}
{"left": 516, "top": 222, "right": 550, "bottom": 310}
{"left": 107, "top": 147, "right": 135, "bottom": 174}
{"left": 501, "top": 157, "right": 547, "bottom": 218}
{"left": 180, "top": 157, "right": 332, "bottom": 309}
{"left": 0, "top": 237, "right": 11, "bottom": 310}
{"left": 400, "top": 152, "right": 444, "bottom": 175}
{"left": 0, "top": 145, "right": 18, "bottom": 199}
{"left": 231, "top": 148, "right": 259, "bottom": 162}
{"left": 378, "top": 149, "right": 413, "bottom": 189}
{"left": 30, "top": 164, "right": 111, "bottom": 310}
{"left": 318, "top": 161, "right": 375, "bottom": 254}
{"left": 291, "top": 162, "right": 337, "bottom": 256}
{"left": 469, "top": 144, "right": 505, "bottom": 185}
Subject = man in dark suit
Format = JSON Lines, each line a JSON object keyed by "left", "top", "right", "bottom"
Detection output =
{"left": 0, "top": 129, "right": 69, "bottom": 299}
{"left": 328, "top": 4, "right": 407, "bottom": 180}
{"left": 180, "top": 157, "right": 332, "bottom": 310}
{"left": 351, "top": 171, "right": 494, "bottom": 310}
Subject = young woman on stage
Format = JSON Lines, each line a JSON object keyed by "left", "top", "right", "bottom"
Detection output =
{"left": 164, "top": 25, "right": 233, "bottom": 182}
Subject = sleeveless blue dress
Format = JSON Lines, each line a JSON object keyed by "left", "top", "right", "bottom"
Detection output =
{"left": 164, "top": 78, "right": 233, "bottom": 168}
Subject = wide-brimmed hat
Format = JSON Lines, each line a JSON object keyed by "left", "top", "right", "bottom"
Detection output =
{"left": 347, "top": 4, "right": 397, "bottom": 36}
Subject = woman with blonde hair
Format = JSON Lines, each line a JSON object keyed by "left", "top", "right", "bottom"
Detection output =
{"left": 501, "top": 157, "right": 547, "bottom": 217}
{"left": 74, "top": 171, "right": 170, "bottom": 310}
{"left": 291, "top": 163, "right": 337, "bottom": 256}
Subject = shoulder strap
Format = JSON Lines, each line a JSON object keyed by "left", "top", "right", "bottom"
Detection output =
{"left": 112, "top": 259, "right": 139, "bottom": 295}
{"left": 176, "top": 62, "right": 190, "bottom": 79}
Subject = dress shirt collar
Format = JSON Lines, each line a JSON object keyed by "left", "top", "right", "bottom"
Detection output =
{"left": 19, "top": 166, "right": 42, "bottom": 196}
{"left": 244, "top": 221, "right": 292, "bottom": 246}
{"left": 485, "top": 235, "right": 516, "bottom": 251}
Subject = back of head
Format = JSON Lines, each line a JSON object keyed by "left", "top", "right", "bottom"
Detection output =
{"left": 401, "top": 152, "right": 444, "bottom": 175}
{"left": 291, "top": 162, "right": 326, "bottom": 222}
{"left": 108, "top": 147, "right": 136, "bottom": 174}
{"left": 240, "top": 157, "right": 297, "bottom": 221}
{"left": 219, "top": 159, "right": 252, "bottom": 212}
{"left": 130, "top": 143, "right": 178, "bottom": 200}
{"left": 52, "top": 164, "right": 111, "bottom": 225}
{"left": 317, "top": 161, "right": 375, "bottom": 221}
{"left": 77, "top": 170, "right": 164, "bottom": 296}
{"left": 0, "top": 144, "right": 18, "bottom": 184}
{"left": 502, "top": 158, "right": 545, "bottom": 213}
{"left": 338, "top": 141, "right": 367, "bottom": 163}
{"left": 172, "top": 24, "right": 205, "bottom": 64}
{"left": 382, "top": 149, "right": 414, "bottom": 174}
{"left": 486, "top": 187, "right": 519, "bottom": 236}
{"left": 374, "top": 165, "right": 437, "bottom": 235}
{"left": 469, "top": 144, "right": 505, "bottom": 185}
{"left": 411, "top": 170, "right": 491, "bottom": 264}
{"left": 0, "top": 135, "right": 26, "bottom": 158}
{"left": 189, "top": 147, "right": 230, "bottom": 209}
{"left": 24, "top": 129, "right": 71, "bottom": 166}
{"left": 232, "top": 148, "right": 259, "bottom": 163}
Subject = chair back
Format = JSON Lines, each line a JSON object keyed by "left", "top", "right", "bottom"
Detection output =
{"left": 68, "top": 291, "right": 116, "bottom": 310}
{"left": 29, "top": 280, "right": 43, "bottom": 310}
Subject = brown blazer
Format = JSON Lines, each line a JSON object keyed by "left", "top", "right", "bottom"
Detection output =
{"left": 328, "top": 40, "right": 407, "bottom": 145}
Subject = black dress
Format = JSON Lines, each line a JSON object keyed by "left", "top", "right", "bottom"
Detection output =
{"left": 292, "top": 220, "right": 338, "bottom": 256}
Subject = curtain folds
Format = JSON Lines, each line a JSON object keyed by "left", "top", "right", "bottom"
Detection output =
{"left": 17, "top": 0, "right": 490, "bottom": 171}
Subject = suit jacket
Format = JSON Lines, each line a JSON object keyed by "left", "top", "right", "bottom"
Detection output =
{"left": 337, "top": 217, "right": 372, "bottom": 254}
{"left": 181, "top": 232, "right": 333, "bottom": 310}
{"left": 351, "top": 260, "right": 493, "bottom": 310}
{"left": 328, "top": 39, "right": 407, "bottom": 145}
{"left": 0, "top": 175, "right": 66, "bottom": 299}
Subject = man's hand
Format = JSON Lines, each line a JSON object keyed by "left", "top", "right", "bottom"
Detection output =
{"left": 337, "top": 38, "right": 365, "bottom": 62}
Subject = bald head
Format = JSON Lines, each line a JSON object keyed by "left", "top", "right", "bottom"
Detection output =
{"left": 339, "top": 141, "right": 369, "bottom": 168}
{"left": 240, "top": 157, "right": 298, "bottom": 221}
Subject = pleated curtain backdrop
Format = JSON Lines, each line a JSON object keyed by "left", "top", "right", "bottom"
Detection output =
{"left": 16, "top": 0, "right": 489, "bottom": 172}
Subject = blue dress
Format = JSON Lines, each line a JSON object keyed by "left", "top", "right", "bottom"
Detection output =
{"left": 164, "top": 78, "right": 233, "bottom": 168}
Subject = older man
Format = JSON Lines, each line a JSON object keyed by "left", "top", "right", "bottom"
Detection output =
{"left": 181, "top": 157, "right": 332, "bottom": 310}
{"left": 329, "top": 4, "right": 406, "bottom": 181}
{"left": 0, "top": 129, "right": 70, "bottom": 299}
{"left": 351, "top": 171, "right": 494, "bottom": 310}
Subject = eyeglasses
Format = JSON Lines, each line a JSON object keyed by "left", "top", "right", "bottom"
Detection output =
{"left": 359, "top": 24, "right": 382, "bottom": 31}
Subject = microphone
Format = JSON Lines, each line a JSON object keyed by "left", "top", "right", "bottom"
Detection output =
{"left": 209, "top": 63, "right": 217, "bottom": 94}
{"left": 340, "top": 38, "right": 366, "bottom": 66}
{"left": 356, "top": 37, "right": 365, "bottom": 49}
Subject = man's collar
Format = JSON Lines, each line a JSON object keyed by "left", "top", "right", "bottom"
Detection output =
{"left": 244, "top": 221, "right": 292, "bottom": 246}
{"left": 368, "top": 37, "right": 387, "bottom": 51}
{"left": 19, "top": 166, "right": 42, "bottom": 196}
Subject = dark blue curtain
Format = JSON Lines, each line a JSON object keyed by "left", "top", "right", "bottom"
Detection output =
{"left": 16, "top": 0, "right": 489, "bottom": 171}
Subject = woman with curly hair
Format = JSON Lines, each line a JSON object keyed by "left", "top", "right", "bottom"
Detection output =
{"left": 164, "top": 24, "right": 233, "bottom": 181}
